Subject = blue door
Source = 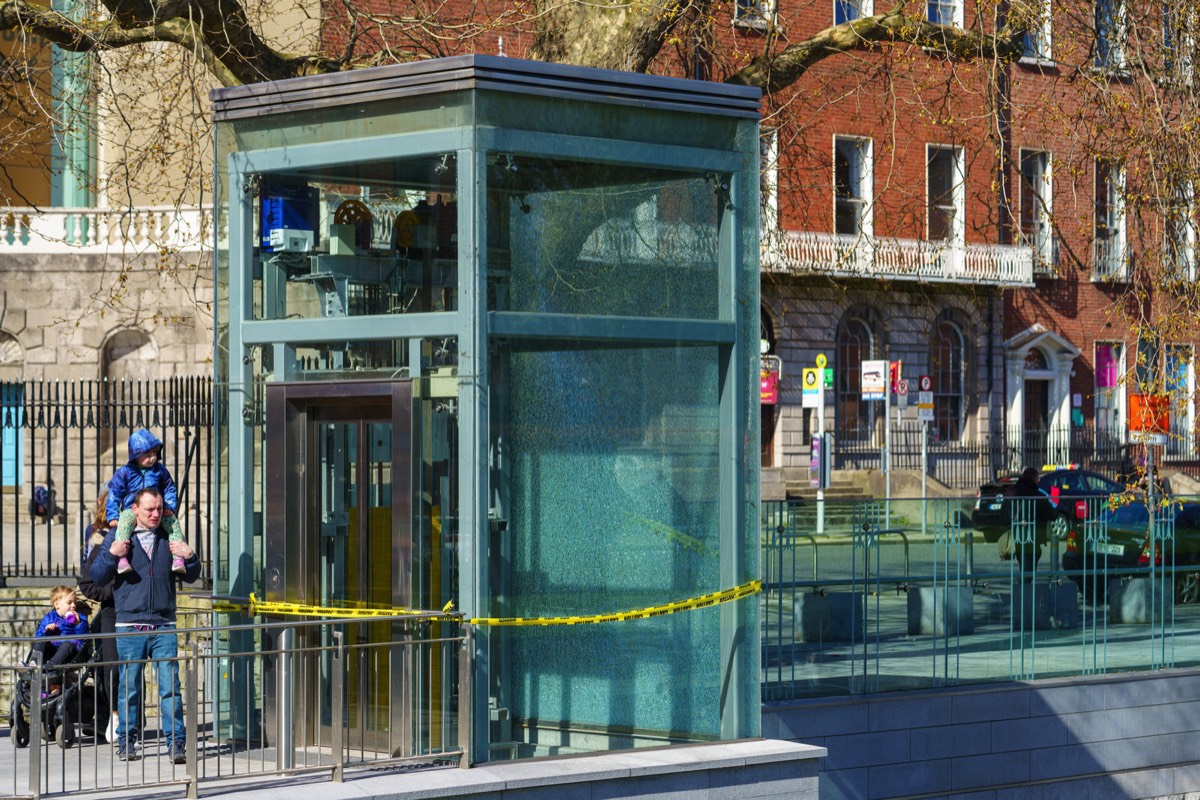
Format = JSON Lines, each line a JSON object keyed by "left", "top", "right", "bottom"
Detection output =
{"left": 1, "top": 383, "right": 22, "bottom": 487}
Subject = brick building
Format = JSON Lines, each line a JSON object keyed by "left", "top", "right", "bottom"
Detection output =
{"left": 729, "top": 0, "right": 1200, "bottom": 496}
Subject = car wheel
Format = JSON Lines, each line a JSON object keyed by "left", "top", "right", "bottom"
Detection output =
{"left": 1049, "top": 512, "right": 1071, "bottom": 543}
{"left": 1176, "top": 571, "right": 1200, "bottom": 605}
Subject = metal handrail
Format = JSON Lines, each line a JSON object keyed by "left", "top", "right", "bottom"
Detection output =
{"left": 0, "top": 615, "right": 467, "bottom": 799}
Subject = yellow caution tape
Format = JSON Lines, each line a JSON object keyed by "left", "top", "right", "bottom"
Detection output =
{"left": 467, "top": 580, "right": 761, "bottom": 627}
{"left": 623, "top": 512, "right": 714, "bottom": 558}
{"left": 211, "top": 580, "right": 761, "bottom": 627}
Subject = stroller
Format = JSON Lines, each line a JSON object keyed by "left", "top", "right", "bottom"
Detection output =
{"left": 9, "top": 636, "right": 110, "bottom": 749}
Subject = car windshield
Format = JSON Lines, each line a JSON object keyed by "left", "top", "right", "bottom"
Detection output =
{"left": 1105, "top": 503, "right": 1150, "bottom": 526}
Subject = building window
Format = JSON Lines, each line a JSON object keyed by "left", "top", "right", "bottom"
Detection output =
{"left": 1094, "top": 159, "right": 1126, "bottom": 279}
{"left": 1023, "top": 0, "right": 1053, "bottom": 60}
{"left": 837, "top": 313, "right": 881, "bottom": 442}
{"left": 834, "top": 137, "right": 871, "bottom": 236}
{"left": 835, "top": 0, "right": 873, "bottom": 24}
{"left": 1095, "top": 341, "right": 1124, "bottom": 450}
{"left": 1019, "top": 150, "right": 1054, "bottom": 272}
{"left": 1095, "top": 0, "right": 1125, "bottom": 70}
{"left": 930, "top": 319, "right": 965, "bottom": 442}
{"left": 1167, "top": 344, "right": 1195, "bottom": 457}
{"left": 1166, "top": 181, "right": 1196, "bottom": 281}
{"left": 734, "top": 0, "right": 774, "bottom": 29}
{"left": 1136, "top": 332, "right": 1160, "bottom": 392}
{"left": 927, "top": 146, "right": 963, "bottom": 242}
{"left": 1164, "top": 5, "right": 1195, "bottom": 80}
{"left": 928, "top": 0, "right": 961, "bottom": 26}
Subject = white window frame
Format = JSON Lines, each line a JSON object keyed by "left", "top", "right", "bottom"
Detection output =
{"left": 1022, "top": 0, "right": 1054, "bottom": 61}
{"left": 1095, "top": 0, "right": 1126, "bottom": 71}
{"left": 1019, "top": 149, "right": 1054, "bottom": 273}
{"left": 1164, "top": 4, "right": 1195, "bottom": 81}
{"left": 1166, "top": 343, "right": 1195, "bottom": 458}
{"left": 927, "top": 0, "right": 962, "bottom": 27}
{"left": 834, "top": 136, "right": 873, "bottom": 239}
{"left": 1094, "top": 159, "right": 1127, "bottom": 280}
{"left": 760, "top": 128, "right": 779, "bottom": 232}
{"left": 1095, "top": 341, "right": 1125, "bottom": 450}
{"left": 927, "top": 145, "right": 964, "bottom": 244}
{"left": 1165, "top": 180, "right": 1197, "bottom": 281}
{"left": 734, "top": 0, "right": 776, "bottom": 29}
{"left": 834, "top": 0, "right": 873, "bottom": 24}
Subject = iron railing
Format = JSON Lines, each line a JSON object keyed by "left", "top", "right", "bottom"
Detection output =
{"left": 0, "top": 378, "right": 213, "bottom": 583}
{"left": 832, "top": 424, "right": 1180, "bottom": 489}
{"left": 0, "top": 611, "right": 465, "bottom": 799}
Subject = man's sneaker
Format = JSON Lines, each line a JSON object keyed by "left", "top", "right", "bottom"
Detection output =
{"left": 117, "top": 740, "right": 140, "bottom": 761}
{"left": 172, "top": 556, "right": 186, "bottom": 574}
{"left": 170, "top": 743, "right": 187, "bottom": 765}
{"left": 117, "top": 557, "right": 132, "bottom": 574}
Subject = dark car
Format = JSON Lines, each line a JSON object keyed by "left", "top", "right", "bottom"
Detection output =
{"left": 971, "top": 465, "right": 1122, "bottom": 544}
{"left": 1062, "top": 496, "right": 1200, "bottom": 601}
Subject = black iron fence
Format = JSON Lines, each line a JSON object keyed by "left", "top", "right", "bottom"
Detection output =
{"left": 834, "top": 424, "right": 1200, "bottom": 489}
{"left": 0, "top": 378, "right": 213, "bottom": 583}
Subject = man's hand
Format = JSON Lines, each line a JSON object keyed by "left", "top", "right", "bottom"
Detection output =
{"left": 109, "top": 540, "right": 130, "bottom": 558}
{"left": 169, "top": 540, "right": 194, "bottom": 560}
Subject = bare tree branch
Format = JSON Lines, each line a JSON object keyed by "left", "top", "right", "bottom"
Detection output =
{"left": 726, "top": 10, "right": 1028, "bottom": 92}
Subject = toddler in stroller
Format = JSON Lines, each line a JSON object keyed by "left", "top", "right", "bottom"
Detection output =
{"left": 8, "top": 589, "right": 110, "bottom": 748}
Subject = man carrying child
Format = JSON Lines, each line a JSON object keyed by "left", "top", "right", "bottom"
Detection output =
{"left": 90, "top": 488, "right": 200, "bottom": 763}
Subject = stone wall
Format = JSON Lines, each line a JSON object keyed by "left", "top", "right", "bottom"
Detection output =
{"left": 765, "top": 670, "right": 1200, "bottom": 799}
{"left": 0, "top": 251, "right": 213, "bottom": 382}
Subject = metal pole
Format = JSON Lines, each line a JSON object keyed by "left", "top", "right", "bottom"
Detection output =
{"left": 28, "top": 651, "right": 42, "bottom": 800}
{"left": 884, "top": 387, "right": 891, "bottom": 526}
{"left": 277, "top": 627, "right": 295, "bottom": 770}
{"left": 458, "top": 628, "right": 472, "bottom": 768}
{"left": 331, "top": 630, "right": 344, "bottom": 783}
{"left": 186, "top": 643, "right": 199, "bottom": 799}
{"left": 817, "top": 385, "right": 825, "bottom": 536}
{"left": 921, "top": 420, "right": 928, "bottom": 538}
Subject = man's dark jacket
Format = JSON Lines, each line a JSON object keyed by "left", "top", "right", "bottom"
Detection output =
{"left": 89, "top": 526, "right": 200, "bottom": 626}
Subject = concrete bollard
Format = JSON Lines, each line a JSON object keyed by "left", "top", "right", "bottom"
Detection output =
{"left": 1109, "top": 577, "right": 1175, "bottom": 624}
{"left": 794, "top": 592, "right": 865, "bottom": 642}
{"left": 1012, "top": 580, "right": 1079, "bottom": 629}
{"left": 907, "top": 586, "right": 975, "bottom": 636}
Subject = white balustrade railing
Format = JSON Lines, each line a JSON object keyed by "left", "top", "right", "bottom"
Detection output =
{"left": 760, "top": 230, "right": 1034, "bottom": 286}
{"left": 0, "top": 206, "right": 217, "bottom": 254}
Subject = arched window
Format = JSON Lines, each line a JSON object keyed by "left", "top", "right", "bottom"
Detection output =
{"left": 930, "top": 319, "right": 965, "bottom": 441}
{"left": 103, "top": 329, "right": 158, "bottom": 382}
{"left": 837, "top": 311, "right": 881, "bottom": 441}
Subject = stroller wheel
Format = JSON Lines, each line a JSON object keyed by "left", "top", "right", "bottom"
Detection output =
{"left": 10, "top": 713, "right": 29, "bottom": 749}
{"left": 56, "top": 706, "right": 75, "bottom": 749}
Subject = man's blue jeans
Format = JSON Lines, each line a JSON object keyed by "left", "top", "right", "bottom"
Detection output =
{"left": 114, "top": 625, "right": 183, "bottom": 748}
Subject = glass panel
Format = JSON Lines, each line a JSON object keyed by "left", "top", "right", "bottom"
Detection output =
{"left": 834, "top": 138, "right": 866, "bottom": 236}
{"left": 927, "top": 148, "right": 957, "bottom": 241}
{"left": 254, "top": 158, "right": 458, "bottom": 321}
{"left": 835, "top": 0, "right": 861, "bottom": 23}
{"left": 930, "top": 321, "right": 963, "bottom": 442}
{"left": 490, "top": 343, "right": 724, "bottom": 751}
{"left": 759, "top": 496, "right": 1190, "bottom": 700}
{"left": 316, "top": 419, "right": 393, "bottom": 744}
{"left": 487, "top": 157, "right": 722, "bottom": 318}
